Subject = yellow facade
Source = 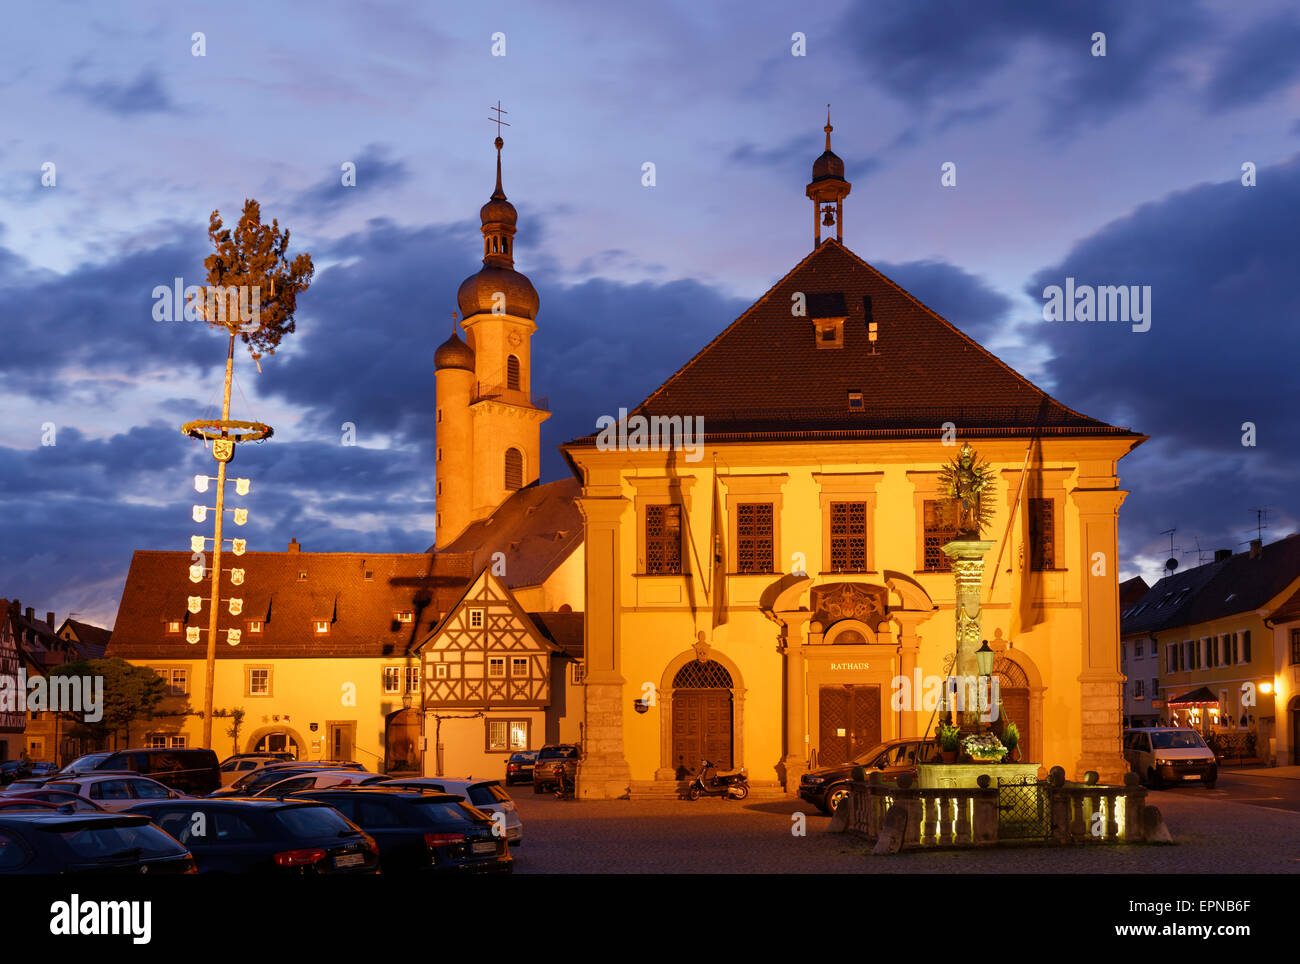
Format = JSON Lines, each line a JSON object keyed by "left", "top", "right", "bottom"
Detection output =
{"left": 568, "top": 436, "right": 1137, "bottom": 796}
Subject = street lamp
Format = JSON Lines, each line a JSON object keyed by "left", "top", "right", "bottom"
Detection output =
{"left": 975, "top": 639, "right": 995, "bottom": 677}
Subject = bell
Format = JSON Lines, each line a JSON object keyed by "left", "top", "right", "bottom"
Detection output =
{"left": 822, "top": 207, "right": 835, "bottom": 226}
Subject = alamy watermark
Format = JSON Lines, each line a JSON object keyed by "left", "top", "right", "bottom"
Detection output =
{"left": 890, "top": 670, "right": 1001, "bottom": 722}
{"left": 1041, "top": 277, "right": 1151, "bottom": 333}
{"left": 0, "top": 671, "right": 103, "bottom": 723}
{"left": 594, "top": 408, "right": 704, "bottom": 463}
{"left": 152, "top": 278, "right": 261, "bottom": 332}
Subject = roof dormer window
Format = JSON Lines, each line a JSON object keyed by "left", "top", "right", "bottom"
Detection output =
{"left": 848, "top": 391, "right": 864, "bottom": 411}
{"left": 813, "top": 317, "right": 845, "bottom": 348}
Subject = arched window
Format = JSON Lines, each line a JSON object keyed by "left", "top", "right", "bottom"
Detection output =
{"left": 506, "top": 354, "right": 521, "bottom": 390}
{"left": 504, "top": 448, "right": 523, "bottom": 490}
{"left": 672, "top": 660, "right": 733, "bottom": 689}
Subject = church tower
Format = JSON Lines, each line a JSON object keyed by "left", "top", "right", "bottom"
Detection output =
{"left": 806, "top": 107, "right": 851, "bottom": 248}
{"left": 434, "top": 128, "right": 548, "bottom": 548}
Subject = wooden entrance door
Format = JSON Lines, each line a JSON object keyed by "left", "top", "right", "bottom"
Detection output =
{"left": 328, "top": 722, "right": 356, "bottom": 762}
{"left": 818, "top": 685, "right": 881, "bottom": 767}
{"left": 671, "top": 689, "right": 733, "bottom": 776}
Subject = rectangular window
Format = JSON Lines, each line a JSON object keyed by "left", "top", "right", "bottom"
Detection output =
{"left": 511, "top": 657, "right": 529, "bottom": 677}
{"left": 1135, "top": 679, "right": 1144, "bottom": 699}
{"left": 571, "top": 661, "right": 586, "bottom": 685}
{"left": 434, "top": 664, "right": 449, "bottom": 680}
{"left": 169, "top": 736, "right": 186, "bottom": 749}
{"left": 248, "top": 668, "right": 270, "bottom": 696}
{"left": 168, "top": 669, "right": 188, "bottom": 697}
{"left": 1166, "top": 643, "right": 1178, "bottom": 673}
{"left": 165, "top": 619, "right": 182, "bottom": 636}
{"left": 488, "top": 657, "right": 506, "bottom": 679}
{"left": 1028, "top": 498, "right": 1055, "bottom": 570}
{"left": 383, "top": 667, "right": 400, "bottom": 694}
{"left": 735, "top": 502, "right": 774, "bottom": 574}
{"left": 468, "top": 609, "right": 485, "bottom": 629}
{"left": 829, "top": 501, "right": 868, "bottom": 572}
{"left": 922, "top": 499, "right": 958, "bottom": 572}
{"left": 1151, "top": 679, "right": 1158, "bottom": 701}
{"left": 394, "top": 611, "right": 414, "bottom": 624}
{"left": 1228, "top": 632, "right": 1239, "bottom": 665}
{"left": 147, "top": 734, "right": 166, "bottom": 749}
{"left": 1240, "top": 630, "right": 1251, "bottom": 663}
{"left": 1134, "top": 640, "right": 1143, "bottom": 657}
{"left": 646, "top": 503, "right": 683, "bottom": 575}
{"left": 1210, "top": 635, "right": 1219, "bottom": 666}
{"left": 405, "top": 666, "right": 420, "bottom": 694}
{"left": 313, "top": 620, "right": 330, "bottom": 635}
{"left": 1291, "top": 628, "right": 1300, "bottom": 665}
{"left": 246, "top": 620, "right": 263, "bottom": 635}
{"left": 486, "top": 719, "right": 530, "bottom": 752}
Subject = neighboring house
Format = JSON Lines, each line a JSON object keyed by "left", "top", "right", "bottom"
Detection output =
{"left": 1120, "top": 534, "right": 1300, "bottom": 764}
{"left": 1118, "top": 576, "right": 1155, "bottom": 727}
{"left": 562, "top": 123, "right": 1146, "bottom": 797}
{"left": 0, "top": 601, "right": 24, "bottom": 761}
{"left": 54, "top": 618, "right": 111, "bottom": 661}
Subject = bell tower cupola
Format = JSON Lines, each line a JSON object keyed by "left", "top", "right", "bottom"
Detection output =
{"left": 805, "top": 105, "right": 851, "bottom": 248}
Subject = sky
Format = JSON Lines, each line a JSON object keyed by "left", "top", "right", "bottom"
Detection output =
{"left": 1, "top": 0, "right": 1298, "bottom": 627}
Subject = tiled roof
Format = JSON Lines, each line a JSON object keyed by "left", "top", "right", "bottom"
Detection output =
{"left": 108, "top": 548, "right": 474, "bottom": 660}
{"left": 566, "top": 240, "right": 1141, "bottom": 445}
{"left": 1269, "top": 585, "right": 1300, "bottom": 625}
{"left": 1121, "top": 533, "right": 1300, "bottom": 635}
{"left": 528, "top": 611, "right": 584, "bottom": 659}
{"left": 60, "top": 619, "right": 111, "bottom": 659}
{"left": 431, "top": 478, "right": 582, "bottom": 589}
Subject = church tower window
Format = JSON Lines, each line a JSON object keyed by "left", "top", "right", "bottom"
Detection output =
{"left": 507, "top": 354, "right": 521, "bottom": 390}
{"left": 504, "top": 448, "right": 523, "bottom": 490}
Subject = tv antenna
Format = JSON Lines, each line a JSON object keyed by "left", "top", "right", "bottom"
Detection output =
{"left": 1249, "top": 507, "right": 1271, "bottom": 543}
{"left": 1158, "top": 527, "right": 1179, "bottom": 574}
{"left": 1182, "top": 536, "right": 1208, "bottom": 568}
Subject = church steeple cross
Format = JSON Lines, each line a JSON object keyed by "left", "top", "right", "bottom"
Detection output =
{"left": 489, "top": 100, "right": 510, "bottom": 139}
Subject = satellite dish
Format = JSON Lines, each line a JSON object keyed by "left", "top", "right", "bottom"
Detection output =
{"left": 1165, "top": 558, "right": 1179, "bottom": 572}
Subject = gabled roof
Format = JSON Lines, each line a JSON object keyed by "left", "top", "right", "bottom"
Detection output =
{"left": 565, "top": 240, "right": 1142, "bottom": 446}
{"left": 1121, "top": 533, "right": 1300, "bottom": 636}
{"left": 57, "top": 618, "right": 111, "bottom": 659}
{"left": 108, "top": 549, "right": 474, "bottom": 659}
{"left": 431, "top": 478, "right": 582, "bottom": 588}
{"left": 415, "top": 568, "right": 561, "bottom": 655}
{"left": 528, "top": 611, "right": 584, "bottom": 659}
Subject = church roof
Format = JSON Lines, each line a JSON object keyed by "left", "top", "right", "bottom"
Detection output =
{"left": 430, "top": 478, "right": 582, "bottom": 589}
{"left": 108, "top": 549, "right": 474, "bottom": 659}
{"left": 566, "top": 240, "right": 1141, "bottom": 446}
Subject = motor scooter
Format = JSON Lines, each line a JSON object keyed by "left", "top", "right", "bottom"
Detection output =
{"left": 686, "top": 760, "right": 749, "bottom": 800}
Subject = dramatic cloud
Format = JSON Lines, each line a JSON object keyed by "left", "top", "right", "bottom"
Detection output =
{"left": 1205, "top": 12, "right": 1300, "bottom": 111}
{"left": 289, "top": 144, "right": 410, "bottom": 215}
{"left": 64, "top": 67, "right": 176, "bottom": 116}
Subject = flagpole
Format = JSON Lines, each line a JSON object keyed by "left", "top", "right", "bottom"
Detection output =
{"left": 987, "top": 439, "right": 1034, "bottom": 599}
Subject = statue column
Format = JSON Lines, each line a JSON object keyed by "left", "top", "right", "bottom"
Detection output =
{"left": 778, "top": 611, "right": 812, "bottom": 792}
{"left": 1072, "top": 484, "right": 1129, "bottom": 784}
{"left": 574, "top": 495, "right": 632, "bottom": 799}
{"left": 942, "top": 539, "right": 995, "bottom": 729}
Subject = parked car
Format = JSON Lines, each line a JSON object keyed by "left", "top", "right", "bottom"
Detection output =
{"left": 250, "top": 770, "right": 386, "bottom": 798}
{"left": 209, "top": 762, "right": 365, "bottom": 798}
{"left": 1123, "top": 727, "right": 1217, "bottom": 788}
{"left": 290, "top": 787, "right": 511, "bottom": 874}
{"left": 43, "top": 775, "right": 189, "bottom": 812}
{"left": 219, "top": 755, "right": 288, "bottom": 787}
{"left": 0, "top": 799, "right": 60, "bottom": 812}
{"left": 800, "top": 738, "right": 941, "bottom": 814}
{"left": 0, "top": 811, "right": 196, "bottom": 874}
{"left": 0, "top": 790, "right": 103, "bottom": 812}
{"left": 532, "top": 744, "right": 580, "bottom": 793}
{"left": 220, "top": 752, "right": 296, "bottom": 764}
{"left": 55, "top": 748, "right": 220, "bottom": 796}
{"left": 127, "top": 797, "right": 379, "bottom": 874}
{"left": 0, "top": 761, "right": 31, "bottom": 785}
{"left": 0, "top": 777, "right": 52, "bottom": 796}
{"left": 379, "top": 778, "right": 522, "bottom": 845}
{"left": 504, "top": 750, "right": 539, "bottom": 785}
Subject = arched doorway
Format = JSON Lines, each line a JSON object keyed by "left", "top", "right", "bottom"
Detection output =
{"left": 994, "top": 655, "right": 1031, "bottom": 759}
{"left": 385, "top": 708, "right": 421, "bottom": 774}
{"left": 670, "top": 660, "right": 734, "bottom": 778}
{"left": 249, "top": 727, "right": 304, "bottom": 760}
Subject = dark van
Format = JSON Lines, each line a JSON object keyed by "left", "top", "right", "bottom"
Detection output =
{"left": 99, "top": 749, "right": 220, "bottom": 796}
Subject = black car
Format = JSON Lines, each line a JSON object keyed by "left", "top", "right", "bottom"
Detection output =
{"left": 128, "top": 798, "right": 379, "bottom": 874}
{"left": 0, "top": 761, "right": 31, "bottom": 785}
{"left": 798, "top": 738, "right": 940, "bottom": 814}
{"left": 532, "top": 744, "right": 580, "bottom": 793}
{"left": 0, "top": 811, "right": 196, "bottom": 874}
{"left": 505, "top": 750, "right": 538, "bottom": 785}
{"left": 291, "top": 788, "right": 512, "bottom": 874}
{"left": 59, "top": 748, "right": 221, "bottom": 796}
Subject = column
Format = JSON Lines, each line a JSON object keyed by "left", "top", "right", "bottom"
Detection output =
{"left": 779, "top": 611, "right": 811, "bottom": 792}
{"left": 893, "top": 612, "right": 928, "bottom": 739}
{"left": 942, "top": 539, "right": 995, "bottom": 730}
{"left": 1072, "top": 484, "right": 1129, "bottom": 784}
{"left": 574, "top": 495, "right": 633, "bottom": 799}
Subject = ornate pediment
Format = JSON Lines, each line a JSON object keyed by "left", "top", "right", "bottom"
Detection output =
{"left": 811, "top": 582, "right": 888, "bottom": 628}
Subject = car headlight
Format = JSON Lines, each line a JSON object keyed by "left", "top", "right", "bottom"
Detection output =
{"left": 1154, "top": 757, "right": 1170, "bottom": 767}
{"left": 802, "top": 775, "right": 824, "bottom": 785}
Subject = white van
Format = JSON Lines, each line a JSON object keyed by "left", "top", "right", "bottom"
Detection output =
{"left": 1123, "top": 728, "right": 1218, "bottom": 789}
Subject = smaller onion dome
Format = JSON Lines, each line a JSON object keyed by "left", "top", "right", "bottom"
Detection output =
{"left": 434, "top": 330, "right": 475, "bottom": 371}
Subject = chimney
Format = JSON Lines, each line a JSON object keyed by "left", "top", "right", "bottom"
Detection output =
{"left": 1214, "top": 549, "right": 1232, "bottom": 563}
{"left": 288, "top": 538, "right": 300, "bottom": 553}
{"left": 24, "top": 607, "right": 33, "bottom": 622}
{"left": 46, "top": 611, "right": 54, "bottom": 628}
{"left": 1249, "top": 538, "right": 1262, "bottom": 559}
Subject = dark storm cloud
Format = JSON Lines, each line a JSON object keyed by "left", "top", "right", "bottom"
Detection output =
{"left": 64, "top": 67, "right": 176, "bottom": 116}
{"left": 874, "top": 260, "right": 1013, "bottom": 344}
{"left": 1205, "top": 12, "right": 1300, "bottom": 112}
{"left": 1026, "top": 154, "right": 1300, "bottom": 559}
{"left": 840, "top": 0, "right": 1211, "bottom": 134}
{"left": 288, "top": 144, "right": 410, "bottom": 214}
{"left": 729, "top": 135, "right": 880, "bottom": 183}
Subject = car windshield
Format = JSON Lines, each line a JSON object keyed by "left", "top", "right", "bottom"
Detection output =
{"left": 60, "top": 754, "right": 110, "bottom": 773}
{"left": 468, "top": 784, "right": 511, "bottom": 806}
{"left": 54, "top": 822, "right": 184, "bottom": 859}
{"left": 1150, "top": 731, "right": 1208, "bottom": 750}
{"left": 851, "top": 744, "right": 889, "bottom": 766}
{"left": 409, "top": 800, "right": 492, "bottom": 826}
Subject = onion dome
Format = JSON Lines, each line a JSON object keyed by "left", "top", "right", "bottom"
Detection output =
{"left": 811, "top": 111, "right": 847, "bottom": 184}
{"left": 457, "top": 135, "right": 540, "bottom": 321}
{"left": 434, "top": 329, "right": 475, "bottom": 371}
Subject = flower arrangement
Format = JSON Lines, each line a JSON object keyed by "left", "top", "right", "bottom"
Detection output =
{"left": 962, "top": 732, "right": 1008, "bottom": 762}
